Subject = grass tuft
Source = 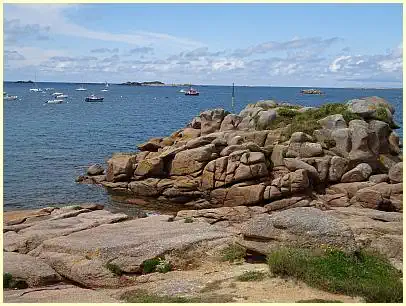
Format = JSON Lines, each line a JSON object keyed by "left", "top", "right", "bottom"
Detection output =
{"left": 296, "top": 299, "right": 343, "bottom": 303}
{"left": 142, "top": 258, "right": 161, "bottom": 274}
{"left": 267, "top": 247, "right": 402, "bottom": 303}
{"left": 237, "top": 270, "right": 267, "bottom": 282}
{"left": 184, "top": 217, "right": 194, "bottom": 223}
{"left": 220, "top": 244, "right": 246, "bottom": 263}
{"left": 121, "top": 290, "right": 234, "bottom": 303}
{"left": 105, "top": 261, "right": 123, "bottom": 276}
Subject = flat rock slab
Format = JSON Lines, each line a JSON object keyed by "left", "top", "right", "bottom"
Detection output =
{"left": 30, "top": 215, "right": 232, "bottom": 288}
{"left": 3, "top": 285, "right": 120, "bottom": 303}
{"left": 4, "top": 209, "right": 128, "bottom": 253}
{"left": 4, "top": 252, "right": 62, "bottom": 287}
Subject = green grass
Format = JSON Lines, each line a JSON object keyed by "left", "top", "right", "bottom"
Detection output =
{"left": 121, "top": 290, "right": 234, "bottom": 303}
{"left": 142, "top": 258, "right": 161, "bottom": 273}
{"left": 220, "top": 244, "right": 246, "bottom": 263}
{"left": 268, "top": 103, "right": 362, "bottom": 137}
{"left": 237, "top": 271, "right": 267, "bottom": 282}
{"left": 267, "top": 247, "right": 403, "bottom": 303}
{"left": 3, "top": 273, "right": 28, "bottom": 289}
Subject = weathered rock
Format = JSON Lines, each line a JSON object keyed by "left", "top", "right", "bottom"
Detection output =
{"left": 223, "top": 184, "right": 265, "bottom": 207}
{"left": 350, "top": 188, "right": 388, "bottom": 210}
{"left": 368, "top": 120, "right": 390, "bottom": 155}
{"left": 240, "top": 208, "right": 356, "bottom": 254}
{"left": 388, "top": 162, "right": 403, "bottom": 183}
{"left": 185, "top": 135, "right": 218, "bottom": 149}
{"left": 348, "top": 120, "right": 375, "bottom": 164}
{"left": 327, "top": 182, "right": 376, "bottom": 198}
{"left": 134, "top": 157, "right": 165, "bottom": 177}
{"left": 30, "top": 215, "right": 232, "bottom": 288}
{"left": 369, "top": 174, "right": 389, "bottom": 184}
{"left": 189, "top": 116, "right": 201, "bottom": 129}
{"left": 106, "top": 154, "right": 136, "bottom": 182}
{"left": 271, "top": 169, "right": 309, "bottom": 194}
{"left": 341, "top": 163, "right": 372, "bottom": 183}
{"left": 318, "top": 114, "right": 347, "bottom": 130}
{"left": 264, "top": 196, "right": 310, "bottom": 211}
{"left": 200, "top": 109, "right": 229, "bottom": 135}
{"left": 4, "top": 252, "right": 62, "bottom": 287}
{"left": 219, "top": 114, "right": 243, "bottom": 131}
{"left": 264, "top": 129, "right": 284, "bottom": 146}
{"left": 346, "top": 96, "right": 394, "bottom": 119}
{"left": 87, "top": 164, "right": 104, "bottom": 176}
{"left": 271, "top": 145, "right": 288, "bottom": 166}
{"left": 263, "top": 185, "right": 282, "bottom": 200}
{"left": 4, "top": 285, "right": 120, "bottom": 303}
{"left": 128, "top": 178, "right": 161, "bottom": 196}
{"left": 137, "top": 137, "right": 163, "bottom": 151}
{"left": 256, "top": 109, "right": 277, "bottom": 130}
{"left": 328, "top": 156, "right": 349, "bottom": 182}
{"left": 170, "top": 144, "right": 216, "bottom": 176}
{"left": 283, "top": 158, "right": 319, "bottom": 180}
{"left": 388, "top": 131, "right": 401, "bottom": 154}
{"left": 287, "top": 142, "right": 323, "bottom": 158}
{"left": 323, "top": 193, "right": 350, "bottom": 207}
{"left": 290, "top": 132, "right": 314, "bottom": 143}
{"left": 181, "top": 128, "right": 201, "bottom": 139}
{"left": 330, "top": 128, "right": 351, "bottom": 157}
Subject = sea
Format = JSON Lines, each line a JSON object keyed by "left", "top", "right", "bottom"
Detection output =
{"left": 3, "top": 82, "right": 403, "bottom": 213}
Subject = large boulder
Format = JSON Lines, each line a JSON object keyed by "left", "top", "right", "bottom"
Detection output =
{"left": 348, "top": 120, "right": 375, "bottom": 164}
{"left": 106, "top": 154, "right": 136, "bottom": 182}
{"left": 170, "top": 144, "right": 216, "bottom": 176}
{"left": 256, "top": 109, "right": 277, "bottom": 130}
{"left": 239, "top": 207, "right": 357, "bottom": 254}
{"left": 346, "top": 96, "right": 394, "bottom": 120}
{"left": 328, "top": 156, "right": 349, "bottom": 182}
{"left": 200, "top": 109, "right": 229, "bottom": 135}
{"left": 133, "top": 157, "right": 165, "bottom": 177}
{"left": 4, "top": 252, "right": 62, "bottom": 287}
{"left": 86, "top": 164, "right": 104, "bottom": 176}
{"left": 341, "top": 163, "right": 372, "bottom": 183}
{"left": 388, "top": 162, "right": 403, "bottom": 183}
{"left": 318, "top": 114, "right": 347, "bottom": 130}
{"left": 220, "top": 114, "right": 242, "bottom": 131}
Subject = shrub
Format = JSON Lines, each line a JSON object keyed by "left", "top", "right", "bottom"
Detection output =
{"left": 277, "top": 107, "right": 297, "bottom": 118}
{"left": 105, "top": 262, "right": 123, "bottom": 276}
{"left": 184, "top": 217, "right": 194, "bottom": 223}
{"left": 155, "top": 258, "right": 172, "bottom": 273}
{"left": 297, "top": 299, "right": 343, "bottom": 303}
{"left": 267, "top": 247, "right": 403, "bottom": 303}
{"left": 142, "top": 258, "right": 161, "bottom": 274}
{"left": 3, "top": 273, "right": 13, "bottom": 288}
{"left": 237, "top": 271, "right": 267, "bottom": 282}
{"left": 121, "top": 290, "right": 234, "bottom": 303}
{"left": 220, "top": 244, "right": 246, "bottom": 263}
{"left": 3, "top": 273, "right": 28, "bottom": 289}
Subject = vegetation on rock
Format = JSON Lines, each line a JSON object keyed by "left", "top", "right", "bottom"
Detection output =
{"left": 267, "top": 247, "right": 403, "bottom": 303}
{"left": 236, "top": 270, "right": 267, "bottom": 282}
{"left": 220, "top": 244, "right": 247, "bottom": 263}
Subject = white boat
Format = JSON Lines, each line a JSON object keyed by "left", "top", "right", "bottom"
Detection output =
{"left": 52, "top": 92, "right": 64, "bottom": 96}
{"left": 76, "top": 84, "right": 87, "bottom": 91}
{"left": 56, "top": 94, "right": 68, "bottom": 99}
{"left": 44, "top": 88, "right": 54, "bottom": 91}
{"left": 29, "top": 88, "right": 42, "bottom": 92}
{"left": 179, "top": 89, "right": 186, "bottom": 93}
{"left": 4, "top": 95, "right": 18, "bottom": 101}
{"left": 46, "top": 99, "right": 64, "bottom": 104}
{"left": 101, "top": 82, "right": 109, "bottom": 92}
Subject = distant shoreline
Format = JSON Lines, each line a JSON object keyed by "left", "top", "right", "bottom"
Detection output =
{"left": 4, "top": 80, "right": 402, "bottom": 90}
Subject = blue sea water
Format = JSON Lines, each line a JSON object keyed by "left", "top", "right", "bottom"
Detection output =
{"left": 3, "top": 82, "right": 403, "bottom": 211}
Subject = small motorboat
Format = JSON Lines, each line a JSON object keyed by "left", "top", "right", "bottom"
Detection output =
{"left": 179, "top": 89, "right": 186, "bottom": 93}
{"left": 29, "top": 88, "right": 42, "bottom": 92}
{"left": 4, "top": 95, "right": 18, "bottom": 101}
{"left": 85, "top": 94, "right": 104, "bottom": 102}
{"left": 52, "top": 92, "right": 64, "bottom": 96}
{"left": 44, "top": 88, "right": 54, "bottom": 91}
{"left": 56, "top": 94, "right": 68, "bottom": 99}
{"left": 185, "top": 87, "right": 199, "bottom": 96}
{"left": 46, "top": 99, "right": 64, "bottom": 104}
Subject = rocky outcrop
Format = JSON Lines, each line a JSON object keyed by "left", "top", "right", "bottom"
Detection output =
{"left": 77, "top": 97, "right": 402, "bottom": 213}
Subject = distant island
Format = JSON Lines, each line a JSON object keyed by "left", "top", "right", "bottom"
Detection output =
{"left": 15, "top": 80, "right": 34, "bottom": 84}
{"left": 300, "top": 89, "right": 323, "bottom": 95}
{"left": 119, "top": 81, "right": 166, "bottom": 86}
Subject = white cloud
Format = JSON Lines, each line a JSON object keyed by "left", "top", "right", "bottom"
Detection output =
{"left": 329, "top": 55, "right": 352, "bottom": 72}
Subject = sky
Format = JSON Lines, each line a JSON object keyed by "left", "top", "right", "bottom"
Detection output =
{"left": 3, "top": 3, "right": 403, "bottom": 87}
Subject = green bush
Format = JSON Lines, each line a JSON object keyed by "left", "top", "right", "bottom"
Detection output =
{"left": 236, "top": 271, "right": 267, "bottom": 282}
{"left": 184, "top": 217, "right": 194, "bottom": 223}
{"left": 3, "top": 273, "right": 28, "bottom": 289}
{"left": 105, "top": 262, "right": 123, "bottom": 276}
{"left": 3, "top": 273, "right": 13, "bottom": 288}
{"left": 121, "top": 290, "right": 234, "bottom": 303}
{"left": 220, "top": 244, "right": 246, "bottom": 263}
{"left": 142, "top": 258, "right": 161, "bottom": 273}
{"left": 155, "top": 258, "right": 172, "bottom": 273}
{"left": 267, "top": 247, "right": 403, "bottom": 303}
{"left": 277, "top": 107, "right": 298, "bottom": 118}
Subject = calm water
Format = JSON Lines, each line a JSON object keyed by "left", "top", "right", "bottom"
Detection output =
{"left": 3, "top": 82, "right": 403, "bottom": 211}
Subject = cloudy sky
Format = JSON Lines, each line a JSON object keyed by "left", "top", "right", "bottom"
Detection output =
{"left": 4, "top": 4, "right": 402, "bottom": 87}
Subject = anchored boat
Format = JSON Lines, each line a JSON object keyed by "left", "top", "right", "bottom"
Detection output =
{"left": 85, "top": 94, "right": 104, "bottom": 102}
{"left": 185, "top": 87, "right": 199, "bottom": 96}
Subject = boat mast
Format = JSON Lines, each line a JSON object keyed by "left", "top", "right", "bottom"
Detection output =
{"left": 231, "top": 83, "right": 235, "bottom": 113}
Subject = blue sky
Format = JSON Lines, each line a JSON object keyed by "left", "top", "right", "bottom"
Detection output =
{"left": 4, "top": 4, "right": 403, "bottom": 87}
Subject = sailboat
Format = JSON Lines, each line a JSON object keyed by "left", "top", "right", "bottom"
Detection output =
{"left": 29, "top": 73, "right": 42, "bottom": 92}
{"left": 76, "top": 81, "right": 87, "bottom": 91}
{"left": 101, "top": 82, "right": 109, "bottom": 92}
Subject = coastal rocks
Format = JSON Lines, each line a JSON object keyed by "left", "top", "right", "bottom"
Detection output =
{"left": 239, "top": 207, "right": 356, "bottom": 255}
{"left": 286, "top": 142, "right": 323, "bottom": 158}
{"left": 220, "top": 114, "right": 243, "bottom": 131}
{"left": 133, "top": 157, "right": 165, "bottom": 177}
{"left": 209, "top": 184, "right": 266, "bottom": 207}
{"left": 348, "top": 120, "right": 375, "bottom": 164}
{"left": 328, "top": 156, "right": 349, "bottom": 182}
{"left": 341, "top": 163, "right": 372, "bottom": 183}
{"left": 200, "top": 109, "right": 230, "bottom": 135}
{"left": 388, "top": 162, "right": 403, "bottom": 183}
{"left": 283, "top": 158, "right": 319, "bottom": 180}
{"left": 87, "top": 164, "right": 104, "bottom": 176}
{"left": 269, "top": 169, "right": 309, "bottom": 196}
{"left": 346, "top": 96, "right": 395, "bottom": 120}
{"left": 30, "top": 215, "right": 232, "bottom": 288}
{"left": 128, "top": 178, "right": 162, "bottom": 196}
{"left": 388, "top": 131, "right": 401, "bottom": 154}
{"left": 137, "top": 137, "right": 163, "bottom": 152}
{"left": 318, "top": 114, "right": 347, "bottom": 130}
{"left": 264, "top": 196, "right": 310, "bottom": 211}
{"left": 106, "top": 154, "right": 136, "bottom": 182}
{"left": 4, "top": 252, "right": 62, "bottom": 287}
{"left": 170, "top": 144, "right": 216, "bottom": 176}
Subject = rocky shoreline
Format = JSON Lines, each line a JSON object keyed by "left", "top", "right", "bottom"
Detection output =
{"left": 4, "top": 96, "right": 403, "bottom": 302}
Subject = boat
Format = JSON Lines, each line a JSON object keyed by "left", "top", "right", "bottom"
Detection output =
{"left": 52, "top": 92, "right": 64, "bottom": 96}
{"left": 44, "top": 88, "right": 54, "bottom": 91}
{"left": 29, "top": 73, "right": 42, "bottom": 92}
{"left": 85, "top": 94, "right": 104, "bottom": 102}
{"left": 46, "top": 99, "right": 64, "bottom": 104}
{"left": 4, "top": 95, "right": 18, "bottom": 101}
{"left": 101, "top": 82, "right": 109, "bottom": 92}
{"left": 76, "top": 84, "right": 87, "bottom": 91}
{"left": 185, "top": 87, "right": 199, "bottom": 96}
{"left": 56, "top": 94, "right": 68, "bottom": 99}
{"left": 179, "top": 89, "right": 186, "bottom": 93}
